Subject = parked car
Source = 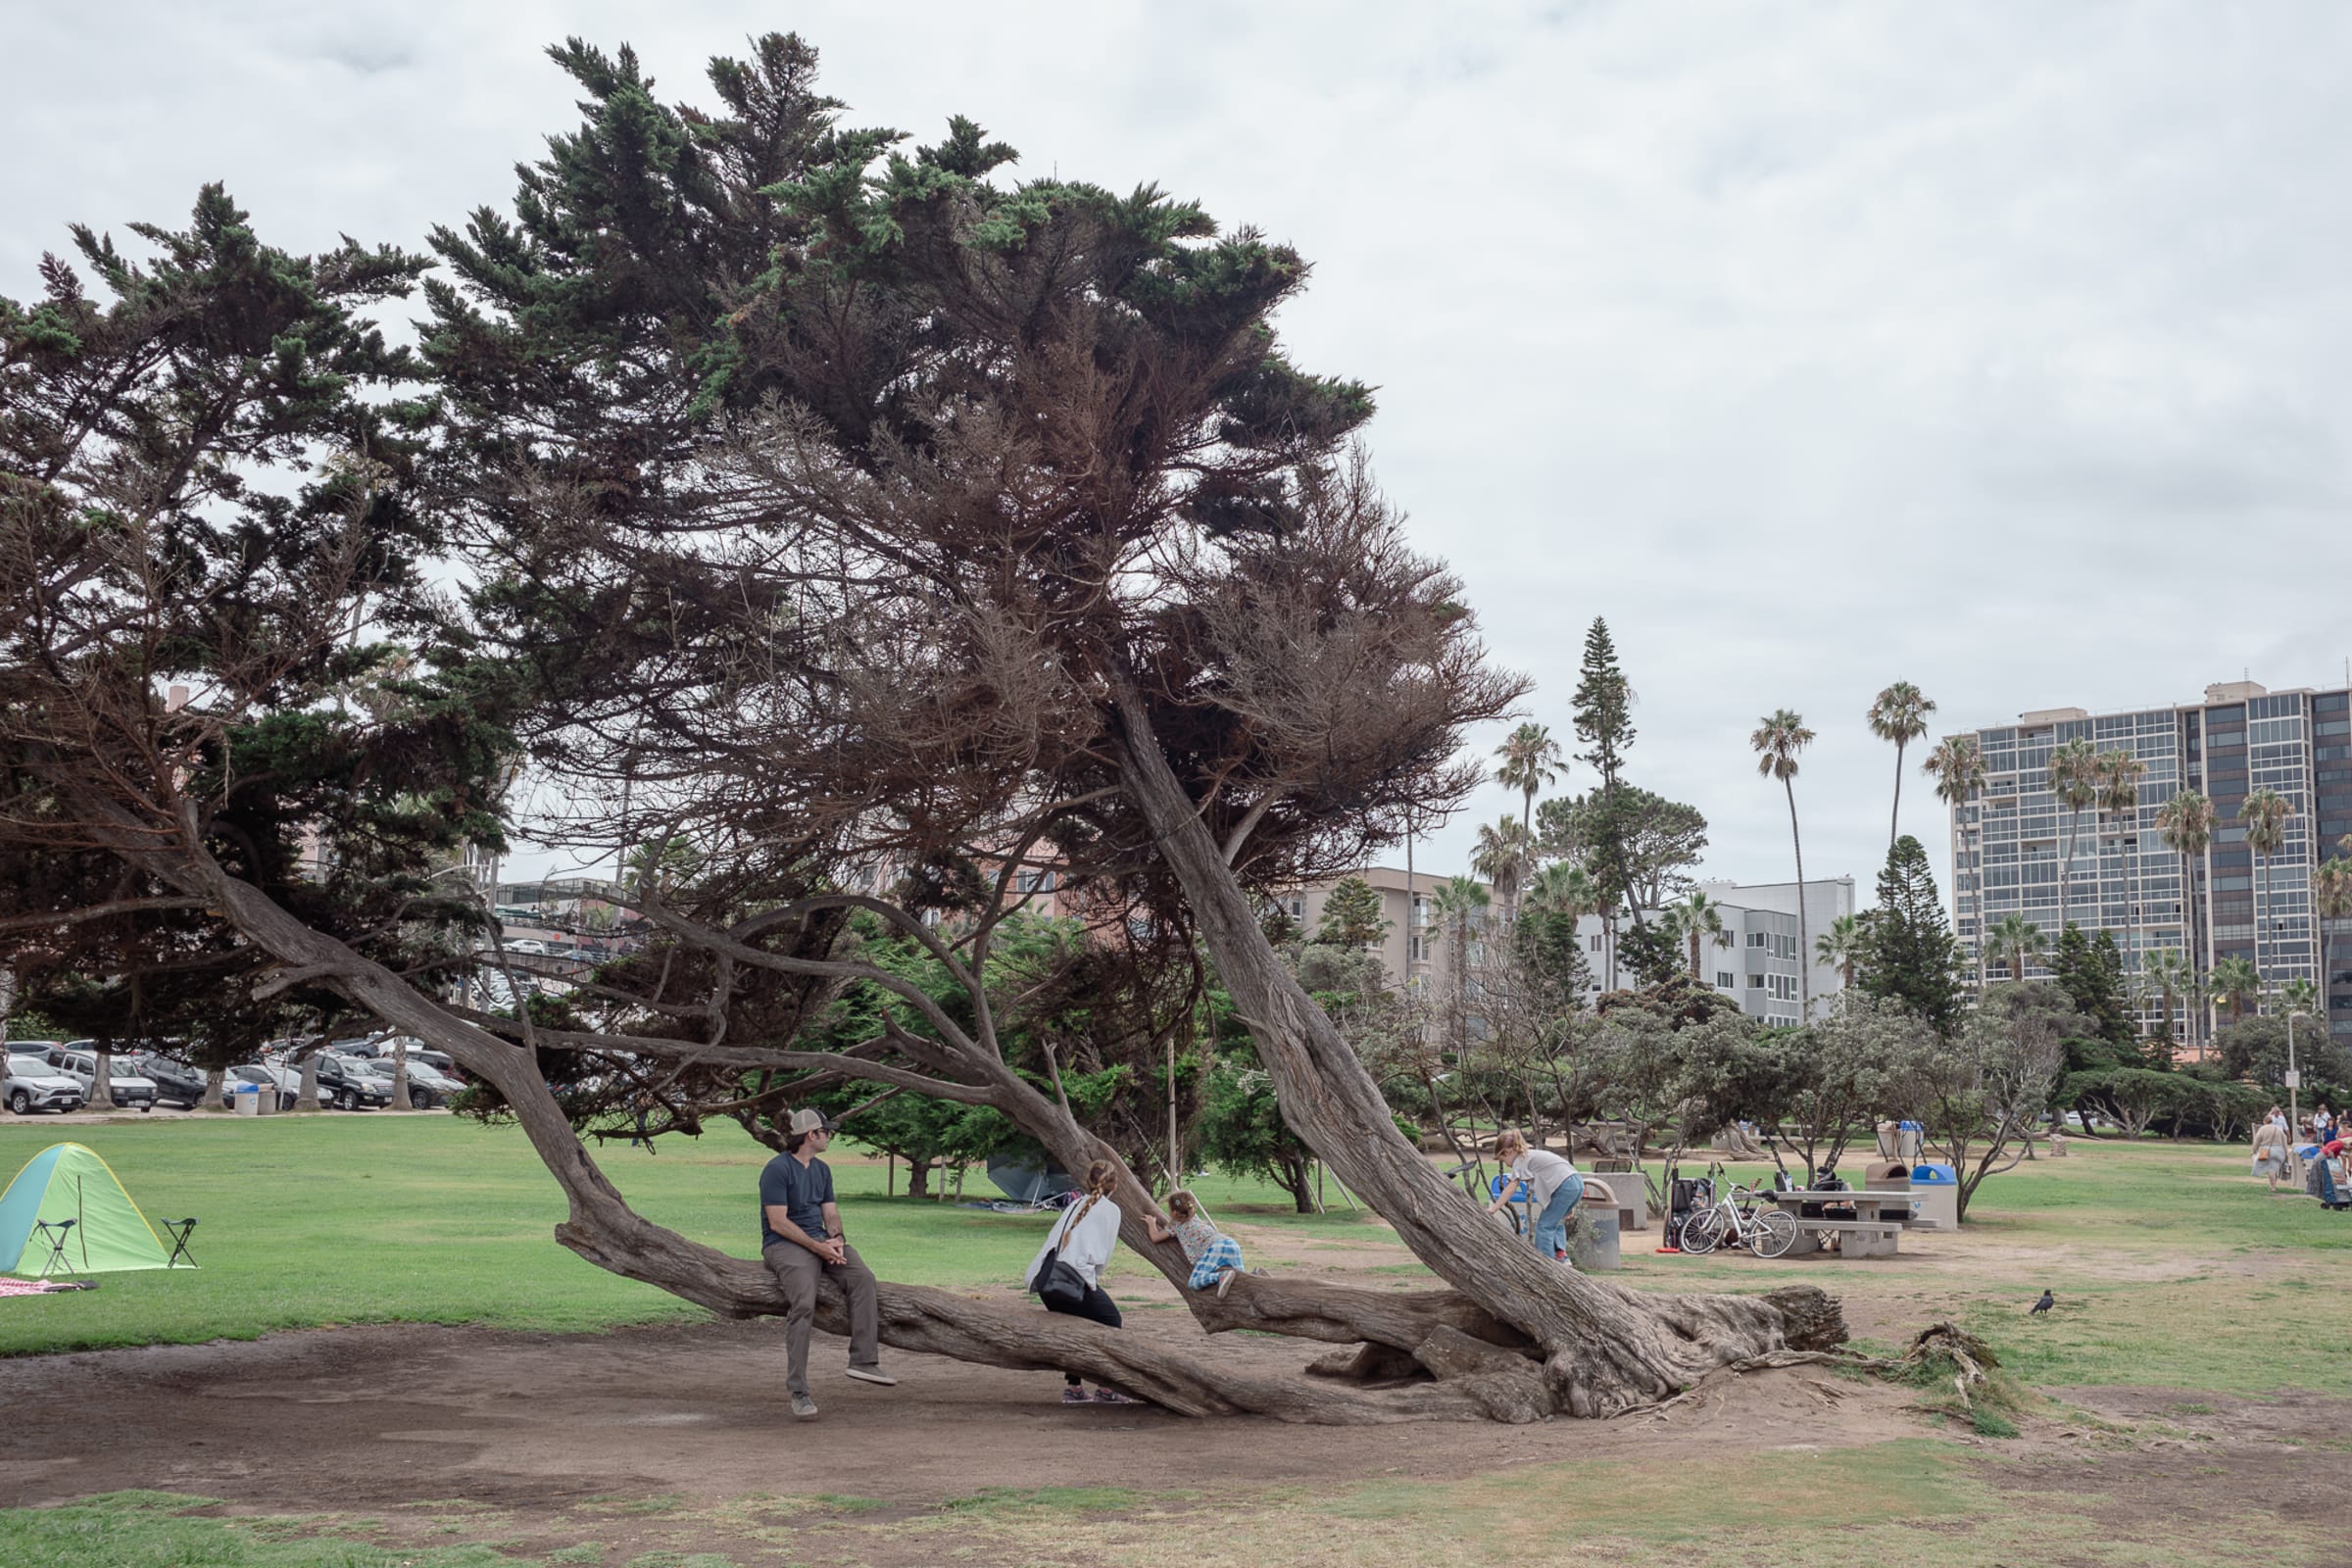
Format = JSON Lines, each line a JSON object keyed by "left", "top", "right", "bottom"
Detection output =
{"left": 4, "top": 1054, "right": 85, "bottom": 1115}
{"left": 377, "top": 1056, "right": 465, "bottom": 1109}
{"left": 226, "top": 1062, "right": 300, "bottom": 1111}
{"left": 47, "top": 1049, "right": 160, "bottom": 1111}
{"left": 122, "top": 1053, "right": 209, "bottom": 1110}
{"left": 337, "top": 1037, "right": 458, "bottom": 1074}
{"left": 310, "top": 1054, "right": 391, "bottom": 1111}
{"left": 8, "top": 1039, "right": 63, "bottom": 1058}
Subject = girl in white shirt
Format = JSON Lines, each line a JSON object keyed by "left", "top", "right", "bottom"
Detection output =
{"left": 1486, "top": 1129, "right": 1585, "bottom": 1264}
{"left": 1026, "top": 1159, "right": 1134, "bottom": 1403}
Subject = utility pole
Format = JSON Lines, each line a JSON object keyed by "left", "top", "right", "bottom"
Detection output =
{"left": 1166, "top": 1038, "right": 1179, "bottom": 1185}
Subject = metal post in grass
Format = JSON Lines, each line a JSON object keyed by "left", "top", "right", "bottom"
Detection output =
{"left": 2288, "top": 1008, "right": 2311, "bottom": 1184}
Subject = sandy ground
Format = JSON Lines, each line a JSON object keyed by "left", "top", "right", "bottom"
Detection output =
{"left": 0, "top": 1310, "right": 1932, "bottom": 1513}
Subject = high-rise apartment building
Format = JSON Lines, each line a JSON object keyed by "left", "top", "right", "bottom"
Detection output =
{"left": 1944, "top": 679, "right": 2352, "bottom": 1043}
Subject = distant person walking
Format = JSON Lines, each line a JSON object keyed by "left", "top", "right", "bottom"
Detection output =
{"left": 1144, "top": 1190, "right": 1246, "bottom": 1298}
{"left": 2251, "top": 1118, "right": 2293, "bottom": 1192}
{"left": 760, "top": 1108, "right": 895, "bottom": 1419}
{"left": 1026, "top": 1159, "right": 1134, "bottom": 1403}
{"left": 1487, "top": 1129, "right": 1584, "bottom": 1263}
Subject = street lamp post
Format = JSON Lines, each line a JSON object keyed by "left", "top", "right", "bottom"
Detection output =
{"left": 2288, "top": 1008, "right": 2313, "bottom": 1180}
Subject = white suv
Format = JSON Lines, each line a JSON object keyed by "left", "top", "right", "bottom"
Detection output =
{"left": 50, "top": 1048, "right": 160, "bottom": 1111}
{"left": 5, "top": 1046, "right": 86, "bottom": 1115}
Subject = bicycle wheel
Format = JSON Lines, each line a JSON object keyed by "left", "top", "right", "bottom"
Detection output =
{"left": 1748, "top": 1208, "right": 1798, "bottom": 1258}
{"left": 1679, "top": 1205, "right": 1726, "bottom": 1255}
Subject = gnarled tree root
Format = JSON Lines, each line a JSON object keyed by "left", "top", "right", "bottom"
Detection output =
{"left": 556, "top": 1205, "right": 1849, "bottom": 1425}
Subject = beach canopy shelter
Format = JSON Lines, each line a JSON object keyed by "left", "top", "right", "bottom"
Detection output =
{"left": 0, "top": 1142, "right": 172, "bottom": 1275}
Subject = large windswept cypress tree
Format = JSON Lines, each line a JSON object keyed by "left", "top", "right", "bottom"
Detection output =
{"left": 3, "top": 35, "right": 1842, "bottom": 1422}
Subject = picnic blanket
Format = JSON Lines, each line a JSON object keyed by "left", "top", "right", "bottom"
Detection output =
{"left": 0, "top": 1277, "right": 93, "bottom": 1297}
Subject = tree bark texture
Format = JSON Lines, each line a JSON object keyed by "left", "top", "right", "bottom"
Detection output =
{"left": 1106, "top": 681, "right": 1838, "bottom": 1415}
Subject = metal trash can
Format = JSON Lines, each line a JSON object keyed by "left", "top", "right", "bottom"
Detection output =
{"left": 231, "top": 1084, "right": 261, "bottom": 1117}
{"left": 1568, "top": 1209, "right": 1621, "bottom": 1271}
{"left": 1875, "top": 1120, "right": 1924, "bottom": 1164}
{"left": 1908, "top": 1161, "right": 1959, "bottom": 1230}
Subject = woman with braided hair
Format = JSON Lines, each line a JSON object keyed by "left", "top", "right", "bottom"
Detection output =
{"left": 1024, "top": 1159, "right": 1135, "bottom": 1403}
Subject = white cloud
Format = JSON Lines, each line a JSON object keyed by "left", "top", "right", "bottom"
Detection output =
{"left": 10, "top": 1, "right": 2352, "bottom": 905}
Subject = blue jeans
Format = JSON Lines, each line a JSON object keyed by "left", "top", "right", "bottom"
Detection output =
{"left": 1531, "top": 1173, "right": 1585, "bottom": 1258}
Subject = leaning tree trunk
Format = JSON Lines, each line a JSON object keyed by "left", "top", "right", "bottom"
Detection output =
{"left": 97, "top": 773, "right": 1839, "bottom": 1424}
{"left": 1107, "top": 681, "right": 1834, "bottom": 1416}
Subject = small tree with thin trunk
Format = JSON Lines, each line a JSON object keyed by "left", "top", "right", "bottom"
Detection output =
{"left": 1892, "top": 990, "right": 2065, "bottom": 1222}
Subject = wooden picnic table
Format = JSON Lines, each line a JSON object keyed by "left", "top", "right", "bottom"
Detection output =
{"left": 1756, "top": 1188, "right": 1915, "bottom": 1258}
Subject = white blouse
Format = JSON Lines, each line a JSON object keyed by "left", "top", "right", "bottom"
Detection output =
{"left": 1027, "top": 1196, "right": 1122, "bottom": 1290}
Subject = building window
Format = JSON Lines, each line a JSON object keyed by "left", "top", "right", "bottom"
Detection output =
{"left": 1590, "top": 934, "right": 1603, "bottom": 953}
{"left": 1716, "top": 971, "right": 1736, "bottom": 990}
{"left": 1748, "top": 973, "right": 1766, "bottom": 990}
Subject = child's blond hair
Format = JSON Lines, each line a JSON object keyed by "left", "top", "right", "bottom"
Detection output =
{"left": 1165, "top": 1189, "right": 1200, "bottom": 1222}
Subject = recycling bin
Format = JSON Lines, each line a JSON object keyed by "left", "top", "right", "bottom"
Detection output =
{"left": 1908, "top": 1161, "right": 1959, "bottom": 1230}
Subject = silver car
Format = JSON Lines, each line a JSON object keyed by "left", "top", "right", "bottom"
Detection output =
{"left": 5, "top": 1053, "right": 86, "bottom": 1115}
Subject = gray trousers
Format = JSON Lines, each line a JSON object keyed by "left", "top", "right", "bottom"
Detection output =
{"left": 762, "top": 1240, "right": 880, "bottom": 1395}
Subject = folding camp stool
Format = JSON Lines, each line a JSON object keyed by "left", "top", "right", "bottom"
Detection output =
{"left": 29, "top": 1218, "right": 77, "bottom": 1279}
{"left": 161, "top": 1217, "right": 200, "bottom": 1268}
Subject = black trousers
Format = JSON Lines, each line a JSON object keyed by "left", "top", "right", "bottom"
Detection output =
{"left": 1045, "top": 1282, "right": 1120, "bottom": 1382}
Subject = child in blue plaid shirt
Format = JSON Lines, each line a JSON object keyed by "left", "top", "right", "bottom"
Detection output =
{"left": 1146, "top": 1190, "right": 1246, "bottom": 1298}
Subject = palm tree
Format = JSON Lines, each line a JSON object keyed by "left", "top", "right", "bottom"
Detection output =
{"left": 1524, "top": 860, "right": 1596, "bottom": 918}
{"left": 1867, "top": 681, "right": 1936, "bottom": 852}
{"left": 2316, "top": 858, "right": 2352, "bottom": 1043}
{"left": 1923, "top": 734, "right": 1989, "bottom": 981}
{"left": 2141, "top": 947, "right": 2194, "bottom": 1053}
{"left": 2155, "top": 788, "right": 2217, "bottom": 1049}
{"left": 2046, "top": 737, "right": 2100, "bottom": 938}
{"left": 2095, "top": 749, "right": 2148, "bottom": 997}
{"left": 1470, "top": 817, "right": 1532, "bottom": 927}
{"left": 1751, "top": 709, "right": 1817, "bottom": 1017}
{"left": 1495, "top": 728, "right": 1571, "bottom": 930}
{"left": 2207, "top": 955, "right": 2260, "bottom": 1025}
{"left": 2239, "top": 786, "right": 2291, "bottom": 998}
{"left": 2276, "top": 975, "right": 2319, "bottom": 1017}
{"left": 1660, "top": 890, "right": 1728, "bottom": 980}
{"left": 1984, "top": 911, "right": 2045, "bottom": 986}
{"left": 1815, "top": 912, "right": 1866, "bottom": 991}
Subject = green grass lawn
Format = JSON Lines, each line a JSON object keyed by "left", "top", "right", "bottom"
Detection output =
{"left": 6, "top": 1122, "right": 2350, "bottom": 1568}
{"left": 6, "top": 1115, "right": 2346, "bottom": 1398}
{"left": 0, "top": 1111, "right": 1387, "bottom": 1355}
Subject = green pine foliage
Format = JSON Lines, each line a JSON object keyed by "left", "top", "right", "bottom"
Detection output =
{"left": 1313, "top": 876, "right": 1390, "bottom": 948}
{"left": 2049, "top": 924, "right": 2145, "bottom": 1068}
{"left": 1858, "top": 835, "right": 1965, "bottom": 1035}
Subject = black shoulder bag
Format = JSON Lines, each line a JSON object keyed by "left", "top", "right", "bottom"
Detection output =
{"left": 1028, "top": 1200, "right": 1091, "bottom": 1309}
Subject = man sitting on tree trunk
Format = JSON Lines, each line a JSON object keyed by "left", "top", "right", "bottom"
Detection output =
{"left": 760, "top": 1109, "right": 896, "bottom": 1417}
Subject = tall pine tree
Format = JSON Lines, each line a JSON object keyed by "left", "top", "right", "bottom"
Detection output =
{"left": 1570, "top": 617, "right": 1644, "bottom": 964}
{"left": 1858, "top": 835, "right": 1964, "bottom": 1036}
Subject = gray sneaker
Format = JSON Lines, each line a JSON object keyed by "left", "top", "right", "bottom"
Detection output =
{"left": 845, "top": 1365, "right": 897, "bottom": 1387}
{"left": 790, "top": 1392, "right": 817, "bottom": 1419}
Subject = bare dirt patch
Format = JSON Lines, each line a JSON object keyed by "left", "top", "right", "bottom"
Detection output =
{"left": 0, "top": 1307, "right": 1918, "bottom": 1509}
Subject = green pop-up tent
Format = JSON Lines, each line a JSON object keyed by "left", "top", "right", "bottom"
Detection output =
{"left": 0, "top": 1142, "right": 173, "bottom": 1275}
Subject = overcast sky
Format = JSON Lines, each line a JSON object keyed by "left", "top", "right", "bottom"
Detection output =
{"left": 10, "top": 2, "right": 2351, "bottom": 906}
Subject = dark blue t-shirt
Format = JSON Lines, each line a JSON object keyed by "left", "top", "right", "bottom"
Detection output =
{"left": 760, "top": 1152, "right": 834, "bottom": 1250}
